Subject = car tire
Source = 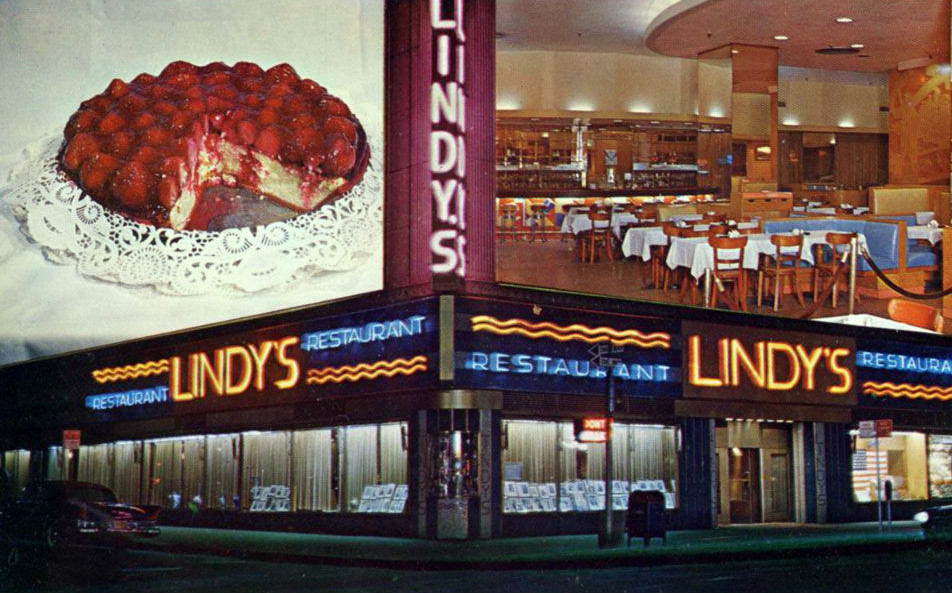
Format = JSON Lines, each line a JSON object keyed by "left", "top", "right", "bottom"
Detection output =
{"left": 43, "top": 523, "right": 61, "bottom": 549}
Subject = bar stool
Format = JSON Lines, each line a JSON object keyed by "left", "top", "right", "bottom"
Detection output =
{"left": 812, "top": 232, "right": 860, "bottom": 308}
{"left": 707, "top": 235, "right": 748, "bottom": 311}
{"left": 579, "top": 211, "right": 614, "bottom": 263}
{"left": 498, "top": 204, "right": 520, "bottom": 242}
{"left": 528, "top": 202, "right": 549, "bottom": 242}
{"left": 757, "top": 234, "right": 807, "bottom": 312}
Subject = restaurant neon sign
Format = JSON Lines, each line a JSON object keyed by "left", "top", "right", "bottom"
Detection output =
{"left": 429, "top": 0, "right": 467, "bottom": 278}
{"left": 687, "top": 335, "right": 853, "bottom": 394}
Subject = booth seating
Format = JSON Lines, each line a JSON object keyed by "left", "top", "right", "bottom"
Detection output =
{"left": 869, "top": 187, "right": 931, "bottom": 216}
{"left": 762, "top": 218, "right": 912, "bottom": 272}
{"left": 657, "top": 204, "right": 699, "bottom": 221}
{"left": 869, "top": 214, "right": 939, "bottom": 270}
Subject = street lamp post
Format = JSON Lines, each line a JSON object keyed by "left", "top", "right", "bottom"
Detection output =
{"left": 602, "top": 361, "right": 616, "bottom": 547}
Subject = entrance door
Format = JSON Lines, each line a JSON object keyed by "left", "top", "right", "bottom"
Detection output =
{"left": 763, "top": 451, "right": 793, "bottom": 522}
{"left": 728, "top": 447, "right": 760, "bottom": 524}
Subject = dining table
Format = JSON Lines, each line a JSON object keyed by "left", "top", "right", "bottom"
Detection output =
{"left": 563, "top": 210, "right": 640, "bottom": 238}
{"left": 664, "top": 230, "right": 868, "bottom": 311}
{"left": 621, "top": 222, "right": 760, "bottom": 260}
{"left": 908, "top": 225, "right": 943, "bottom": 245}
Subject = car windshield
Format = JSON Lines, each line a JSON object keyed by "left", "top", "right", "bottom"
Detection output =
{"left": 65, "top": 485, "right": 118, "bottom": 503}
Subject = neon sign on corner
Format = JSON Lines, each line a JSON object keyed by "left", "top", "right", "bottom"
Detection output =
{"left": 429, "top": 0, "right": 467, "bottom": 278}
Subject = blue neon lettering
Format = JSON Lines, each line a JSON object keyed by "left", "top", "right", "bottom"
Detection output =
{"left": 857, "top": 350, "right": 952, "bottom": 375}
{"left": 85, "top": 386, "right": 169, "bottom": 411}
{"left": 301, "top": 315, "right": 427, "bottom": 352}
{"left": 469, "top": 352, "right": 489, "bottom": 370}
{"left": 462, "top": 352, "right": 673, "bottom": 383}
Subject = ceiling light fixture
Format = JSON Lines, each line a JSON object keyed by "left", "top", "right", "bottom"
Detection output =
{"left": 850, "top": 43, "right": 865, "bottom": 49}
{"left": 835, "top": 17, "right": 854, "bottom": 23}
{"left": 773, "top": 35, "right": 789, "bottom": 41}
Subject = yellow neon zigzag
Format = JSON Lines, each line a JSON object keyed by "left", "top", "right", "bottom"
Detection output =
{"left": 470, "top": 316, "right": 670, "bottom": 349}
{"left": 306, "top": 356, "right": 428, "bottom": 385}
{"left": 92, "top": 360, "right": 169, "bottom": 384}
{"left": 862, "top": 381, "right": 952, "bottom": 401}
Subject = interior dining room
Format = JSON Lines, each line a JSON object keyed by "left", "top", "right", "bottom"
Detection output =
{"left": 494, "top": 0, "right": 951, "bottom": 334}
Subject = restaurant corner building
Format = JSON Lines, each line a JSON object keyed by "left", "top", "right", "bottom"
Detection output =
{"left": 3, "top": 0, "right": 952, "bottom": 540}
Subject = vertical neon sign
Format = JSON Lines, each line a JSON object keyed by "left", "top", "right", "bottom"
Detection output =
{"left": 429, "top": 0, "right": 467, "bottom": 278}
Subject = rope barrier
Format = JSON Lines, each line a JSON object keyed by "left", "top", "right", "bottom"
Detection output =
{"left": 858, "top": 246, "right": 952, "bottom": 300}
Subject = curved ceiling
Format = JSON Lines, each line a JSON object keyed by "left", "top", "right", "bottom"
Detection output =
{"left": 645, "top": 0, "right": 948, "bottom": 72}
{"left": 497, "top": 0, "right": 949, "bottom": 72}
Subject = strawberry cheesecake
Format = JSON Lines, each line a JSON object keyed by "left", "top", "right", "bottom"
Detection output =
{"left": 58, "top": 61, "right": 370, "bottom": 231}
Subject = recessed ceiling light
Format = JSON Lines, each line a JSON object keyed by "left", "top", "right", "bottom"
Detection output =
{"left": 731, "top": 49, "right": 739, "bottom": 54}
{"left": 835, "top": 17, "right": 854, "bottom": 23}
{"left": 774, "top": 35, "right": 789, "bottom": 41}
{"left": 851, "top": 43, "right": 865, "bottom": 49}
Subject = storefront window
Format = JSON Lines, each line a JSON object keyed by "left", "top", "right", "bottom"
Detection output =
{"left": 46, "top": 446, "right": 65, "bottom": 481}
{"left": 851, "top": 431, "right": 928, "bottom": 502}
{"left": 242, "top": 431, "right": 291, "bottom": 511}
{"left": 292, "top": 429, "right": 335, "bottom": 512}
{"left": 502, "top": 420, "right": 679, "bottom": 513}
{"left": 347, "top": 422, "right": 409, "bottom": 514}
{"left": 929, "top": 435, "right": 952, "bottom": 499}
{"left": 2, "top": 449, "right": 31, "bottom": 494}
{"left": 206, "top": 434, "right": 239, "bottom": 510}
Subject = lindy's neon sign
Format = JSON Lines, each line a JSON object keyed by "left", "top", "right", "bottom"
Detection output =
{"left": 463, "top": 351, "right": 673, "bottom": 382}
{"left": 429, "top": 0, "right": 467, "bottom": 277}
{"left": 687, "top": 335, "right": 852, "bottom": 394}
{"left": 169, "top": 337, "right": 300, "bottom": 402}
{"left": 87, "top": 314, "right": 434, "bottom": 409}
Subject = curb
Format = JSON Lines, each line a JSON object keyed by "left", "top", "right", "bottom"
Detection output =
{"left": 128, "top": 535, "right": 934, "bottom": 571}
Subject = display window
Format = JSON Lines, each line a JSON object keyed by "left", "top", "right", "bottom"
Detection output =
{"left": 851, "top": 431, "right": 928, "bottom": 502}
{"left": 12, "top": 421, "right": 410, "bottom": 515}
{"left": 2, "top": 449, "right": 31, "bottom": 493}
{"left": 929, "top": 435, "right": 952, "bottom": 499}
{"left": 501, "top": 420, "right": 679, "bottom": 514}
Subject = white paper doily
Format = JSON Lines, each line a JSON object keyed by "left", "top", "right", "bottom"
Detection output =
{"left": 0, "top": 134, "right": 382, "bottom": 295}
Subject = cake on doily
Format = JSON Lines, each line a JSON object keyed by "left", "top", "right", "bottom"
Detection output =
{"left": 58, "top": 61, "right": 370, "bottom": 231}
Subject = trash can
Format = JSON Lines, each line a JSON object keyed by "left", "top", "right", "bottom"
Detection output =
{"left": 626, "top": 490, "right": 667, "bottom": 547}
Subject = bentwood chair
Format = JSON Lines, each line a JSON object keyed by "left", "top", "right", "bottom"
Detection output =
{"left": 707, "top": 235, "right": 749, "bottom": 311}
{"left": 579, "top": 211, "right": 614, "bottom": 263}
{"left": 812, "top": 232, "right": 860, "bottom": 308}
{"left": 887, "top": 298, "right": 944, "bottom": 333}
{"left": 757, "top": 234, "right": 808, "bottom": 312}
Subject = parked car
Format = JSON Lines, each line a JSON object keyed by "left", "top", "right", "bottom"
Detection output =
{"left": 1, "top": 481, "right": 161, "bottom": 551}
{"left": 916, "top": 505, "right": 952, "bottom": 539}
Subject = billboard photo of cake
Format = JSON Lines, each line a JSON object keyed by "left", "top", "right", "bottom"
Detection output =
{"left": 0, "top": 0, "right": 384, "bottom": 364}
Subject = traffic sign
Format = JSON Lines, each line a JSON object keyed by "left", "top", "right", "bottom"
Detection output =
{"left": 63, "top": 429, "right": 81, "bottom": 450}
{"left": 875, "top": 419, "right": 893, "bottom": 438}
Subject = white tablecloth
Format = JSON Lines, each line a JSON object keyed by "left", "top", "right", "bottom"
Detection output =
{"left": 908, "top": 225, "right": 943, "bottom": 245}
{"left": 816, "top": 314, "right": 936, "bottom": 334}
{"left": 667, "top": 231, "right": 868, "bottom": 280}
{"left": 566, "top": 212, "right": 639, "bottom": 238}
{"left": 621, "top": 222, "right": 758, "bottom": 260}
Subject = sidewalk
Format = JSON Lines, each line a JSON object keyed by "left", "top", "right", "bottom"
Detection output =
{"left": 131, "top": 522, "right": 927, "bottom": 570}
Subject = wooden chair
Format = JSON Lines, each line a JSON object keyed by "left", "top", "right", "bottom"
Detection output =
{"left": 707, "top": 235, "right": 749, "bottom": 311}
{"left": 757, "top": 234, "right": 807, "bottom": 312}
{"left": 702, "top": 213, "right": 727, "bottom": 223}
{"left": 887, "top": 298, "right": 944, "bottom": 333}
{"left": 651, "top": 223, "right": 680, "bottom": 290}
{"left": 499, "top": 204, "right": 519, "bottom": 242}
{"left": 812, "top": 232, "right": 860, "bottom": 308}
{"left": 706, "top": 223, "right": 730, "bottom": 237}
{"left": 579, "top": 211, "right": 614, "bottom": 263}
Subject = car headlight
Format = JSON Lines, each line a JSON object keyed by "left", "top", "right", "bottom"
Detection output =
{"left": 914, "top": 511, "right": 930, "bottom": 524}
